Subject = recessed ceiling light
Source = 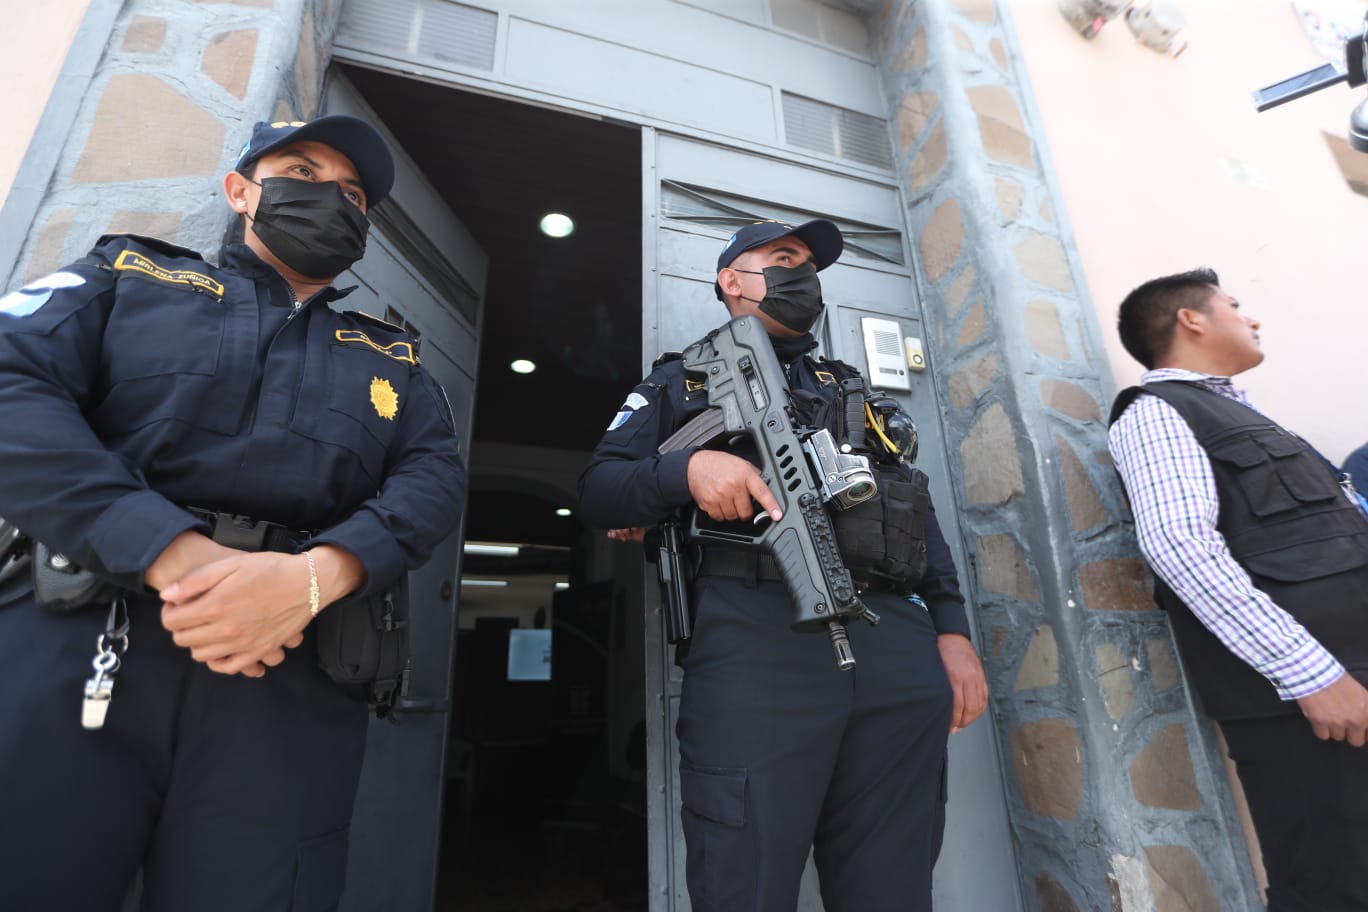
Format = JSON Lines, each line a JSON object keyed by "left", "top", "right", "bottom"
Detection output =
{"left": 555, "top": 507, "right": 572, "bottom": 517}
{"left": 510, "top": 359, "right": 536, "bottom": 374}
{"left": 539, "top": 212, "right": 574, "bottom": 238}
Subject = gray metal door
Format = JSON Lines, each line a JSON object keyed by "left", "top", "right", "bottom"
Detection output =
{"left": 324, "top": 74, "right": 486, "bottom": 911}
{"left": 642, "top": 129, "right": 1022, "bottom": 912}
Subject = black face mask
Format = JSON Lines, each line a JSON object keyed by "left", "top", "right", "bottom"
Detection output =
{"left": 733, "top": 264, "right": 824, "bottom": 333}
{"left": 246, "top": 177, "right": 369, "bottom": 280}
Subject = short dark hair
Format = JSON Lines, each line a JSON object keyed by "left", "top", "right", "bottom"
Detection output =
{"left": 1116, "top": 267, "right": 1220, "bottom": 369}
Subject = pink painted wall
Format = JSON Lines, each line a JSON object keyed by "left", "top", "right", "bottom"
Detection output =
{"left": 1, "top": 3, "right": 91, "bottom": 209}
{"left": 1005, "top": 0, "right": 1368, "bottom": 464}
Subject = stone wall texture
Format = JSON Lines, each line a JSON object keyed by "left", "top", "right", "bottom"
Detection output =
{"left": 12, "top": 0, "right": 343, "bottom": 285}
{"left": 867, "top": 1, "right": 1264, "bottom": 908}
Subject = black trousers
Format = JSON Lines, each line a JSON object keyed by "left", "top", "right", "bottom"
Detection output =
{"left": 677, "top": 575, "right": 953, "bottom": 912}
{"left": 0, "top": 592, "right": 369, "bottom": 911}
{"left": 1221, "top": 714, "right": 1368, "bottom": 912}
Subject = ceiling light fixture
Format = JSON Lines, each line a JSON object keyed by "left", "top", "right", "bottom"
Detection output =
{"left": 510, "top": 359, "right": 536, "bottom": 374}
{"left": 461, "top": 578, "right": 510, "bottom": 587}
{"left": 539, "top": 212, "right": 575, "bottom": 238}
{"left": 555, "top": 507, "right": 572, "bottom": 517}
{"left": 464, "top": 542, "right": 521, "bottom": 557}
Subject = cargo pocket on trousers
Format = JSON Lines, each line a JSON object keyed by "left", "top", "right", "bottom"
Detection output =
{"left": 679, "top": 763, "right": 753, "bottom": 910}
{"left": 292, "top": 826, "right": 350, "bottom": 912}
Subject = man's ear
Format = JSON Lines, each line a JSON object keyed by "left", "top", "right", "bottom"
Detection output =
{"left": 222, "top": 171, "right": 252, "bottom": 214}
{"left": 717, "top": 267, "right": 741, "bottom": 299}
{"left": 1175, "top": 307, "right": 1205, "bottom": 334}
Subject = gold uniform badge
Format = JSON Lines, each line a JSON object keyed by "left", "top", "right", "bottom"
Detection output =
{"left": 370, "top": 377, "right": 399, "bottom": 420}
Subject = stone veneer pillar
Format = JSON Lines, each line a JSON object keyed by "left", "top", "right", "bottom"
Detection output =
{"left": 868, "top": 1, "right": 1265, "bottom": 909}
{"left": 10, "top": 0, "right": 344, "bottom": 285}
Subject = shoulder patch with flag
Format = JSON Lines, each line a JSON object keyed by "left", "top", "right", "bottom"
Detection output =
{"left": 0, "top": 272, "right": 86, "bottom": 318}
{"left": 606, "top": 391, "right": 649, "bottom": 430}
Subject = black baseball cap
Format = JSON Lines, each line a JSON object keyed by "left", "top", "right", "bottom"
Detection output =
{"left": 234, "top": 115, "right": 395, "bottom": 206}
{"left": 714, "top": 218, "right": 843, "bottom": 300}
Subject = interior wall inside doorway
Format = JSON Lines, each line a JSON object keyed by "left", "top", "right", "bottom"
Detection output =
{"left": 341, "top": 63, "right": 643, "bottom": 457}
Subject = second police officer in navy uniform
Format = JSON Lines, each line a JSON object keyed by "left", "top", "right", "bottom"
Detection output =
{"left": 578, "top": 219, "right": 988, "bottom": 912}
{"left": 0, "top": 116, "right": 466, "bottom": 909}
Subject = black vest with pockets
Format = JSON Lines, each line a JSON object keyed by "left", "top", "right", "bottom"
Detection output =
{"left": 1110, "top": 381, "right": 1368, "bottom": 719}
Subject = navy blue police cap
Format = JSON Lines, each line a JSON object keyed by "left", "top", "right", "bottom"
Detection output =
{"left": 714, "top": 219, "right": 843, "bottom": 300}
{"left": 234, "top": 115, "right": 395, "bottom": 206}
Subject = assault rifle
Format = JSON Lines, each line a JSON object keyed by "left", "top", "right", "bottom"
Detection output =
{"left": 657, "top": 316, "right": 878, "bottom": 670}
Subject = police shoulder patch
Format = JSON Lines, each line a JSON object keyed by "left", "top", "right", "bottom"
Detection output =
{"left": 0, "top": 271, "right": 86, "bottom": 318}
{"left": 606, "top": 391, "right": 651, "bottom": 431}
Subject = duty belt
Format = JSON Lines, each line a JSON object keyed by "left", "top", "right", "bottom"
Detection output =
{"left": 185, "top": 507, "right": 312, "bottom": 554}
{"left": 694, "top": 549, "right": 783, "bottom": 583}
{"left": 695, "top": 548, "right": 900, "bottom": 594}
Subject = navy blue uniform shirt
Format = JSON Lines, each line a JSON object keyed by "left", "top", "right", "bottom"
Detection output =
{"left": 577, "top": 335, "right": 970, "bottom": 636}
{"left": 0, "top": 234, "right": 466, "bottom": 591}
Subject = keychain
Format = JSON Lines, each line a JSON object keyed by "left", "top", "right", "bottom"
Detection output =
{"left": 82, "top": 598, "right": 129, "bottom": 731}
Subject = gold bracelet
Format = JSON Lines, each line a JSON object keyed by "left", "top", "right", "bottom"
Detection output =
{"left": 304, "top": 551, "right": 321, "bottom": 617}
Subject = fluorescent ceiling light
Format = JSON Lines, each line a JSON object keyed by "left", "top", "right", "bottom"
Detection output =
{"left": 464, "top": 542, "right": 520, "bottom": 557}
{"left": 510, "top": 359, "right": 536, "bottom": 374}
{"left": 539, "top": 212, "right": 574, "bottom": 238}
{"left": 555, "top": 507, "right": 572, "bottom": 517}
{"left": 462, "top": 578, "right": 509, "bottom": 587}
{"left": 554, "top": 581, "right": 570, "bottom": 590}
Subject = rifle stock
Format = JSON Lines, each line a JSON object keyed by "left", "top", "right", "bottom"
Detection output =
{"left": 658, "top": 316, "right": 875, "bottom": 669}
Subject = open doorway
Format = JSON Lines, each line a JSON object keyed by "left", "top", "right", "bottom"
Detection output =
{"left": 340, "top": 66, "right": 646, "bottom": 911}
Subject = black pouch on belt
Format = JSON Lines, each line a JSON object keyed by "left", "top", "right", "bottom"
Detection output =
{"left": 315, "top": 573, "right": 410, "bottom": 717}
{"left": 32, "top": 542, "right": 121, "bottom": 613}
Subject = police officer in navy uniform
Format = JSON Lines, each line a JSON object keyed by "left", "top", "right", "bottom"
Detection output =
{"left": 578, "top": 220, "right": 988, "bottom": 912}
{"left": 0, "top": 116, "right": 466, "bottom": 909}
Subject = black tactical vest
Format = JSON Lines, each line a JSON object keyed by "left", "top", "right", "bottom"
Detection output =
{"left": 808, "top": 358, "right": 930, "bottom": 593}
{"left": 1110, "top": 381, "right": 1368, "bottom": 719}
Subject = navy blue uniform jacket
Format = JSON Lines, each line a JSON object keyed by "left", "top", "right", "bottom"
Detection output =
{"left": 577, "top": 341, "right": 970, "bottom": 637}
{"left": 0, "top": 234, "right": 466, "bottom": 592}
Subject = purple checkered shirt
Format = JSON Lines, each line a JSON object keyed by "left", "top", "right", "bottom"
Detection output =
{"left": 1108, "top": 368, "right": 1344, "bottom": 701}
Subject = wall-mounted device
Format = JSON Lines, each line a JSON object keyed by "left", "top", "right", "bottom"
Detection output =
{"left": 861, "top": 317, "right": 924, "bottom": 391}
{"left": 904, "top": 336, "right": 926, "bottom": 372}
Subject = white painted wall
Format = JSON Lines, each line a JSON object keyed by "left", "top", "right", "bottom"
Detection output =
{"left": 1006, "top": 0, "right": 1368, "bottom": 464}
{"left": 0, "top": 2, "right": 90, "bottom": 208}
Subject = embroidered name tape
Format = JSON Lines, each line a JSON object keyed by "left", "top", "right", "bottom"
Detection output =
{"left": 113, "top": 251, "right": 224, "bottom": 297}
{"left": 335, "top": 330, "right": 417, "bottom": 364}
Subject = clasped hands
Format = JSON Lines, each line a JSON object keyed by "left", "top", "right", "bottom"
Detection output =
{"left": 147, "top": 531, "right": 362, "bottom": 679}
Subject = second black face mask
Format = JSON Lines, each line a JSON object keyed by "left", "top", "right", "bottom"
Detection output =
{"left": 248, "top": 177, "right": 370, "bottom": 280}
{"left": 736, "top": 264, "right": 825, "bottom": 333}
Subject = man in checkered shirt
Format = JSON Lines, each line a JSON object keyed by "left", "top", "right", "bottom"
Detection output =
{"left": 1108, "top": 267, "right": 1368, "bottom": 911}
